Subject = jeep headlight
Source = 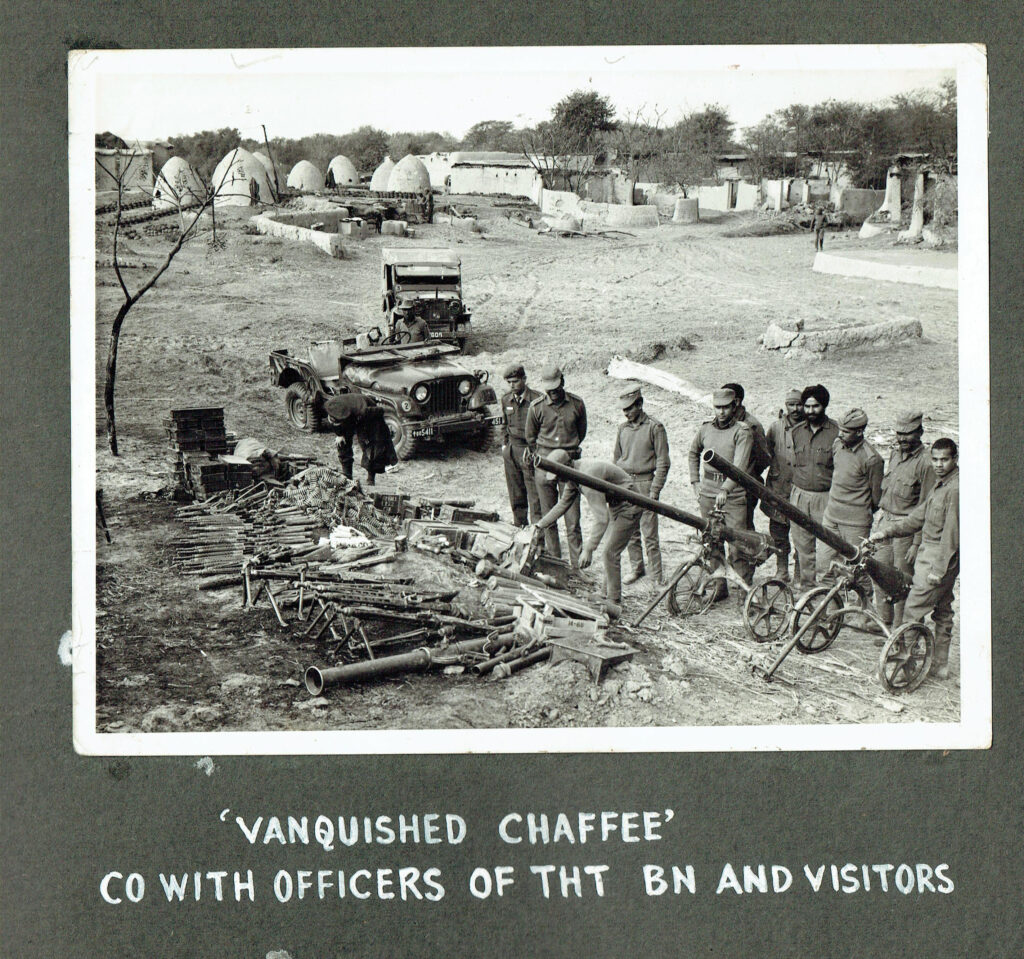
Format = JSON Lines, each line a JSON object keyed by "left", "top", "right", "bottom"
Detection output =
{"left": 413, "top": 385, "right": 430, "bottom": 403}
{"left": 449, "top": 299, "right": 462, "bottom": 317}
{"left": 458, "top": 379, "right": 473, "bottom": 396}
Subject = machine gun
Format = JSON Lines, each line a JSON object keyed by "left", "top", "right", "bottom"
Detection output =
{"left": 528, "top": 453, "right": 776, "bottom": 623}
{"left": 701, "top": 449, "right": 912, "bottom": 601}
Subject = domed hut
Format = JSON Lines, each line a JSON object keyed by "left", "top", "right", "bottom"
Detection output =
{"left": 211, "top": 148, "right": 274, "bottom": 207}
{"left": 253, "top": 151, "right": 281, "bottom": 194}
{"left": 152, "top": 156, "right": 205, "bottom": 209}
{"left": 369, "top": 155, "right": 395, "bottom": 192}
{"left": 387, "top": 154, "right": 431, "bottom": 193}
{"left": 327, "top": 154, "right": 359, "bottom": 189}
{"left": 286, "top": 160, "right": 325, "bottom": 192}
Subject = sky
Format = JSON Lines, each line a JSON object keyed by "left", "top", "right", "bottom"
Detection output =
{"left": 82, "top": 47, "right": 959, "bottom": 144}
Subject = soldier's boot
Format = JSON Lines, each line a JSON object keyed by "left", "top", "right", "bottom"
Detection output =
{"left": 775, "top": 549, "right": 791, "bottom": 583}
{"left": 792, "top": 552, "right": 802, "bottom": 584}
{"left": 891, "top": 600, "right": 906, "bottom": 630}
{"left": 931, "top": 622, "right": 953, "bottom": 680}
{"left": 623, "top": 564, "right": 646, "bottom": 586}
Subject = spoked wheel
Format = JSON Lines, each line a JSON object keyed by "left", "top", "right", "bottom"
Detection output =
{"left": 666, "top": 564, "right": 720, "bottom": 616}
{"left": 879, "top": 622, "right": 933, "bottom": 693}
{"left": 792, "top": 586, "right": 845, "bottom": 654}
{"left": 743, "top": 579, "right": 793, "bottom": 643}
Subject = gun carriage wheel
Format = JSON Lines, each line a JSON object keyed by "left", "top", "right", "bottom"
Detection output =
{"left": 743, "top": 579, "right": 793, "bottom": 643}
{"left": 791, "top": 586, "right": 846, "bottom": 653}
{"left": 879, "top": 622, "right": 934, "bottom": 693}
{"left": 665, "top": 564, "right": 719, "bottom": 616}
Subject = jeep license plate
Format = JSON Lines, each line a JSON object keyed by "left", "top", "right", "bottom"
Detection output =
{"left": 487, "top": 414, "right": 505, "bottom": 425}
{"left": 428, "top": 331, "right": 444, "bottom": 339}
{"left": 411, "top": 426, "right": 434, "bottom": 438}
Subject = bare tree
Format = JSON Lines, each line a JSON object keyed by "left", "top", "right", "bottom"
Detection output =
{"left": 519, "top": 120, "right": 597, "bottom": 193}
{"left": 612, "top": 106, "right": 666, "bottom": 204}
{"left": 99, "top": 151, "right": 221, "bottom": 455}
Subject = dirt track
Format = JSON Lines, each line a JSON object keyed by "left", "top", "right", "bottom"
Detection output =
{"left": 94, "top": 197, "right": 960, "bottom": 734}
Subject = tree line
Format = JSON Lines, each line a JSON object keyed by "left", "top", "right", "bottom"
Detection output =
{"left": 136, "top": 79, "right": 954, "bottom": 192}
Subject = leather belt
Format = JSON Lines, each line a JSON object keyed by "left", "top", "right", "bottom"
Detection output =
{"left": 703, "top": 468, "right": 725, "bottom": 483}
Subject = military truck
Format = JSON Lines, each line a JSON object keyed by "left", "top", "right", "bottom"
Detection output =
{"left": 381, "top": 248, "right": 472, "bottom": 351}
{"left": 268, "top": 339, "right": 500, "bottom": 459}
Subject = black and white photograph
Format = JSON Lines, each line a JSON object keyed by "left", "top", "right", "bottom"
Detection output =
{"left": 70, "top": 44, "right": 989, "bottom": 754}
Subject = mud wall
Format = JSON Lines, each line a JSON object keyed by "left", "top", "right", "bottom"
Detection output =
{"left": 448, "top": 166, "right": 541, "bottom": 198}
{"left": 695, "top": 184, "right": 731, "bottom": 211}
{"left": 834, "top": 187, "right": 886, "bottom": 223}
{"left": 251, "top": 211, "right": 346, "bottom": 257}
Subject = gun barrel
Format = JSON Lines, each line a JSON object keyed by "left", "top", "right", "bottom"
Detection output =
{"left": 701, "top": 449, "right": 911, "bottom": 600}
{"left": 531, "top": 454, "right": 769, "bottom": 555}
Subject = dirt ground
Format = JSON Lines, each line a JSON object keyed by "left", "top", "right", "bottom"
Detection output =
{"left": 93, "top": 196, "right": 960, "bottom": 734}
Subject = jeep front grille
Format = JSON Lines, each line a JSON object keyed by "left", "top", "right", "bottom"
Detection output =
{"left": 423, "top": 378, "right": 461, "bottom": 415}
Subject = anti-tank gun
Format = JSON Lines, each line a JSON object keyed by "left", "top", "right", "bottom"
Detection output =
{"left": 527, "top": 453, "right": 776, "bottom": 623}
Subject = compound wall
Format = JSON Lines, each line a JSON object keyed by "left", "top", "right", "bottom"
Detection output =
{"left": 448, "top": 165, "right": 542, "bottom": 199}
{"left": 251, "top": 210, "right": 348, "bottom": 257}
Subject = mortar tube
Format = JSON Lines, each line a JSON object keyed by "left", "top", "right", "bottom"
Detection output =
{"left": 491, "top": 647, "right": 552, "bottom": 679}
{"left": 306, "top": 647, "right": 432, "bottom": 693}
{"left": 700, "top": 449, "right": 911, "bottom": 600}
{"left": 471, "top": 644, "right": 531, "bottom": 676}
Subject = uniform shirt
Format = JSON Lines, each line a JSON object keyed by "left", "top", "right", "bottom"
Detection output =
{"left": 525, "top": 391, "right": 587, "bottom": 452}
{"left": 823, "top": 438, "right": 884, "bottom": 525}
{"left": 884, "top": 467, "right": 959, "bottom": 572}
{"left": 764, "top": 411, "right": 801, "bottom": 496}
{"left": 687, "top": 418, "right": 752, "bottom": 496}
{"left": 787, "top": 417, "right": 840, "bottom": 492}
{"left": 500, "top": 386, "right": 542, "bottom": 444}
{"left": 398, "top": 316, "right": 429, "bottom": 342}
{"left": 537, "top": 459, "right": 636, "bottom": 553}
{"left": 737, "top": 406, "right": 770, "bottom": 476}
{"left": 879, "top": 443, "right": 936, "bottom": 516}
{"left": 612, "top": 412, "right": 671, "bottom": 496}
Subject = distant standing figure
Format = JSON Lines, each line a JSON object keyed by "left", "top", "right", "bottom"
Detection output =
{"left": 500, "top": 363, "right": 542, "bottom": 527}
{"left": 762, "top": 389, "right": 805, "bottom": 582}
{"left": 249, "top": 177, "right": 261, "bottom": 206}
{"left": 612, "top": 383, "right": 670, "bottom": 585}
{"left": 811, "top": 206, "right": 827, "bottom": 251}
{"left": 323, "top": 394, "right": 399, "bottom": 487}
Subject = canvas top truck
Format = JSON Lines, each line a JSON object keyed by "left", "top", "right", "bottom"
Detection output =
{"left": 381, "top": 248, "right": 472, "bottom": 351}
{"left": 268, "top": 339, "right": 500, "bottom": 459}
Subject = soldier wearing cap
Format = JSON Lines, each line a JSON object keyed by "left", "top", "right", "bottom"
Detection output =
{"left": 397, "top": 313, "right": 429, "bottom": 343}
{"left": 871, "top": 410, "right": 936, "bottom": 630}
{"left": 525, "top": 363, "right": 588, "bottom": 564}
{"left": 723, "top": 382, "right": 770, "bottom": 531}
{"left": 869, "top": 437, "right": 960, "bottom": 679}
{"left": 786, "top": 384, "right": 840, "bottom": 585}
{"left": 687, "top": 387, "right": 755, "bottom": 596}
{"left": 761, "top": 389, "right": 805, "bottom": 582}
{"left": 612, "top": 384, "right": 670, "bottom": 585}
{"left": 817, "top": 408, "right": 883, "bottom": 588}
{"left": 534, "top": 451, "right": 643, "bottom": 607}
{"left": 499, "top": 362, "right": 542, "bottom": 527}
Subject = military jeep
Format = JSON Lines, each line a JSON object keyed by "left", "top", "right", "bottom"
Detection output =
{"left": 268, "top": 340, "right": 500, "bottom": 459}
{"left": 381, "top": 247, "right": 472, "bottom": 351}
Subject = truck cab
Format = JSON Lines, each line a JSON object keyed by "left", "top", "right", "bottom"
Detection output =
{"left": 381, "top": 247, "right": 472, "bottom": 351}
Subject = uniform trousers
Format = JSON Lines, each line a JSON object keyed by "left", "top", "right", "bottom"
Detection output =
{"left": 819, "top": 515, "right": 874, "bottom": 596}
{"left": 872, "top": 510, "right": 916, "bottom": 625}
{"left": 602, "top": 501, "right": 643, "bottom": 605}
{"left": 697, "top": 491, "right": 751, "bottom": 578}
{"left": 789, "top": 487, "right": 830, "bottom": 584}
{"left": 624, "top": 473, "right": 663, "bottom": 579}
{"left": 535, "top": 472, "right": 582, "bottom": 566}
{"left": 502, "top": 439, "right": 540, "bottom": 527}
{"left": 903, "top": 547, "right": 958, "bottom": 636}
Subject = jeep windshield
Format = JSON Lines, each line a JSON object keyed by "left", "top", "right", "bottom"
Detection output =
{"left": 393, "top": 267, "right": 461, "bottom": 288}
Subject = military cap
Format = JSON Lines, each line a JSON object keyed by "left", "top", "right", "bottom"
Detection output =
{"left": 801, "top": 383, "right": 831, "bottom": 407}
{"left": 537, "top": 363, "right": 564, "bottom": 390}
{"left": 618, "top": 383, "right": 643, "bottom": 409}
{"left": 712, "top": 388, "right": 737, "bottom": 405}
{"left": 895, "top": 410, "right": 923, "bottom": 433}
{"left": 839, "top": 408, "right": 868, "bottom": 430}
{"left": 503, "top": 362, "right": 526, "bottom": 380}
{"left": 785, "top": 389, "right": 803, "bottom": 403}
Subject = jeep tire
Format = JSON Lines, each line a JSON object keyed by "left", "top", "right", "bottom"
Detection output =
{"left": 285, "top": 383, "right": 322, "bottom": 432}
{"left": 383, "top": 411, "right": 418, "bottom": 460}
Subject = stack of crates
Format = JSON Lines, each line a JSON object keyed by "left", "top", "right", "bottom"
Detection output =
{"left": 165, "top": 408, "right": 228, "bottom": 454}
{"left": 168, "top": 408, "right": 246, "bottom": 499}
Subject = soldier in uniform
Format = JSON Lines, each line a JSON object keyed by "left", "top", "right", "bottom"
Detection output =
{"left": 687, "top": 387, "right": 754, "bottom": 597}
{"left": 534, "top": 451, "right": 643, "bottom": 608}
{"left": 499, "top": 363, "right": 542, "bottom": 527}
{"left": 762, "top": 389, "right": 805, "bottom": 582}
{"left": 396, "top": 313, "right": 429, "bottom": 343}
{"left": 872, "top": 411, "right": 935, "bottom": 630}
{"left": 787, "top": 384, "right": 840, "bottom": 585}
{"left": 323, "top": 394, "right": 399, "bottom": 487}
{"left": 525, "top": 364, "right": 587, "bottom": 565}
{"left": 612, "top": 384, "right": 670, "bottom": 585}
{"left": 723, "top": 382, "right": 770, "bottom": 531}
{"left": 817, "top": 408, "right": 884, "bottom": 592}
{"left": 868, "top": 438, "right": 960, "bottom": 679}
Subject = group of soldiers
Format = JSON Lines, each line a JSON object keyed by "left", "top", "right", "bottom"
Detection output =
{"left": 498, "top": 366, "right": 961, "bottom": 681}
